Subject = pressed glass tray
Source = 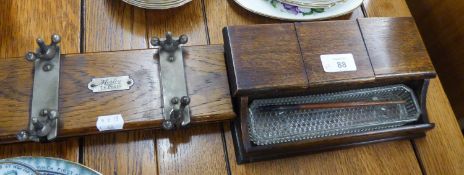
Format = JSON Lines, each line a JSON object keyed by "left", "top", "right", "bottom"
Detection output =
{"left": 248, "top": 84, "right": 421, "bottom": 145}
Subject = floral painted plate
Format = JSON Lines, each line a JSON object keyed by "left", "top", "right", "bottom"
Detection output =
{"left": 233, "top": 0, "right": 363, "bottom": 21}
{"left": 0, "top": 157, "right": 101, "bottom": 175}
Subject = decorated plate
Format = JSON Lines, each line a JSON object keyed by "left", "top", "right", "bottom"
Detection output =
{"left": 233, "top": 0, "right": 363, "bottom": 21}
{"left": 122, "top": 0, "right": 192, "bottom": 9}
{"left": 0, "top": 157, "right": 101, "bottom": 175}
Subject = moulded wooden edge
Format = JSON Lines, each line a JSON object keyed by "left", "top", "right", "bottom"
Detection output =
{"left": 232, "top": 121, "right": 433, "bottom": 164}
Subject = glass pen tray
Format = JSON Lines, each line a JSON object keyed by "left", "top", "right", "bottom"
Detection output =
{"left": 248, "top": 84, "right": 421, "bottom": 145}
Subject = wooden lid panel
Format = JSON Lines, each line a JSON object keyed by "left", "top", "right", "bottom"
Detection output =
{"left": 223, "top": 23, "right": 308, "bottom": 96}
{"left": 358, "top": 17, "right": 436, "bottom": 79}
{"left": 296, "top": 20, "right": 375, "bottom": 87}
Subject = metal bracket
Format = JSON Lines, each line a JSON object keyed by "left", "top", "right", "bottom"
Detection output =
{"left": 151, "top": 32, "right": 191, "bottom": 130}
{"left": 16, "top": 34, "right": 61, "bottom": 142}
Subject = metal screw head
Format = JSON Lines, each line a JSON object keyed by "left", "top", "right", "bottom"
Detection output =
{"left": 51, "top": 34, "right": 61, "bottom": 44}
{"left": 44, "top": 50, "right": 56, "bottom": 60}
{"left": 37, "top": 124, "right": 52, "bottom": 137}
{"left": 42, "top": 63, "right": 53, "bottom": 71}
{"left": 36, "top": 38, "right": 45, "bottom": 46}
{"left": 39, "top": 109, "right": 57, "bottom": 119}
{"left": 25, "top": 52, "right": 37, "bottom": 62}
{"left": 48, "top": 110, "right": 58, "bottom": 119}
{"left": 171, "top": 97, "right": 179, "bottom": 104}
{"left": 180, "top": 96, "right": 190, "bottom": 105}
{"left": 162, "top": 120, "right": 174, "bottom": 130}
{"left": 40, "top": 109, "right": 49, "bottom": 116}
{"left": 165, "top": 32, "right": 173, "bottom": 43}
{"left": 150, "top": 37, "right": 160, "bottom": 46}
{"left": 32, "top": 117, "right": 39, "bottom": 124}
{"left": 36, "top": 37, "right": 48, "bottom": 54}
{"left": 179, "top": 35, "right": 188, "bottom": 44}
{"left": 16, "top": 130, "right": 29, "bottom": 141}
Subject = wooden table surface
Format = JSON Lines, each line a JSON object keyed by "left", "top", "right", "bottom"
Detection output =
{"left": 0, "top": 0, "right": 463, "bottom": 174}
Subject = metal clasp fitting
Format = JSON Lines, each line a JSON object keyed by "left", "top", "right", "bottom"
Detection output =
{"left": 17, "top": 34, "right": 61, "bottom": 142}
{"left": 151, "top": 32, "right": 191, "bottom": 130}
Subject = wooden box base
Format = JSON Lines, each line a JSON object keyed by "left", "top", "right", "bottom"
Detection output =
{"left": 231, "top": 80, "right": 435, "bottom": 164}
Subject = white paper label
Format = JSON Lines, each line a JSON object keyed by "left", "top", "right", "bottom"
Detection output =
{"left": 96, "top": 114, "right": 124, "bottom": 131}
{"left": 320, "top": 53, "right": 357, "bottom": 72}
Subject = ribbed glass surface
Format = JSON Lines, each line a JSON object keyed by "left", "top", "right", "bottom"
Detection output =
{"left": 248, "top": 84, "right": 421, "bottom": 145}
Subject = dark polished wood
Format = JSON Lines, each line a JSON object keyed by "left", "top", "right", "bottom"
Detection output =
{"left": 0, "top": 46, "right": 235, "bottom": 143}
{"left": 223, "top": 23, "right": 308, "bottom": 97}
{"left": 296, "top": 20, "right": 375, "bottom": 87}
{"left": 233, "top": 121, "right": 432, "bottom": 163}
{"left": 358, "top": 17, "right": 435, "bottom": 79}
{"left": 224, "top": 18, "right": 436, "bottom": 99}
{"left": 225, "top": 18, "right": 437, "bottom": 163}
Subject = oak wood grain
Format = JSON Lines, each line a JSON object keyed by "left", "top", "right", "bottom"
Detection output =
{"left": 0, "top": 59, "right": 33, "bottom": 137}
{"left": 295, "top": 20, "right": 374, "bottom": 86}
{"left": 146, "top": 0, "right": 207, "bottom": 47}
{"left": 184, "top": 45, "right": 234, "bottom": 121}
{"left": 364, "top": 1, "right": 464, "bottom": 174}
{"left": 84, "top": 130, "right": 157, "bottom": 175}
{"left": 223, "top": 23, "right": 308, "bottom": 96}
{"left": 82, "top": 1, "right": 157, "bottom": 174}
{"left": 60, "top": 46, "right": 235, "bottom": 172}
{"left": 60, "top": 50, "right": 162, "bottom": 135}
{"left": 145, "top": 3, "right": 232, "bottom": 174}
{"left": 0, "top": 0, "right": 80, "bottom": 161}
{"left": 0, "top": 0, "right": 81, "bottom": 58}
{"left": 224, "top": 123, "right": 422, "bottom": 175}
{"left": 358, "top": 17, "right": 435, "bottom": 79}
{"left": 363, "top": 0, "right": 412, "bottom": 17}
{"left": 0, "top": 46, "right": 234, "bottom": 142}
{"left": 416, "top": 78, "right": 464, "bottom": 174}
{"left": 0, "top": 139, "right": 79, "bottom": 162}
{"left": 156, "top": 123, "right": 227, "bottom": 175}
{"left": 84, "top": 0, "right": 147, "bottom": 52}
{"left": 81, "top": 3, "right": 235, "bottom": 175}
